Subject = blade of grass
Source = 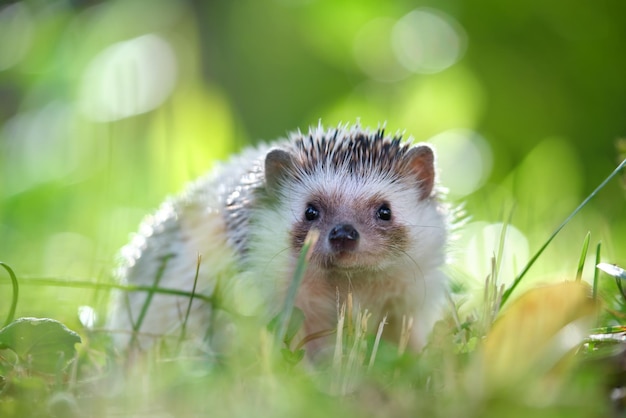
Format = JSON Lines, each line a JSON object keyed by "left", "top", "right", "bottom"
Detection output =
{"left": 5, "top": 277, "right": 214, "bottom": 303}
{"left": 179, "top": 254, "right": 202, "bottom": 344}
{"left": 616, "top": 275, "right": 626, "bottom": 300}
{"left": 501, "top": 158, "right": 626, "bottom": 307}
{"left": 331, "top": 301, "right": 346, "bottom": 394}
{"left": 575, "top": 232, "right": 591, "bottom": 281}
{"left": 275, "top": 230, "right": 318, "bottom": 345}
{"left": 367, "top": 314, "right": 387, "bottom": 372}
{"left": 494, "top": 205, "right": 515, "bottom": 283}
{"left": 481, "top": 209, "right": 515, "bottom": 324}
{"left": 347, "top": 292, "right": 353, "bottom": 338}
{"left": 481, "top": 257, "right": 493, "bottom": 334}
{"left": 294, "top": 328, "right": 336, "bottom": 351}
{"left": 398, "top": 315, "right": 413, "bottom": 356}
{"left": 132, "top": 254, "right": 175, "bottom": 334}
{"left": 0, "top": 262, "right": 19, "bottom": 327}
{"left": 593, "top": 243, "right": 601, "bottom": 299}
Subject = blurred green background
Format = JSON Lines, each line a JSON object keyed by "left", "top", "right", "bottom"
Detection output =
{"left": 1, "top": 0, "right": 625, "bottom": 327}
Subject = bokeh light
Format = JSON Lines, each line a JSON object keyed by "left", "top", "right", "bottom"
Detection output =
{"left": 429, "top": 129, "right": 492, "bottom": 197}
{"left": 2, "top": 102, "right": 78, "bottom": 194}
{"left": 78, "top": 305, "right": 97, "bottom": 329}
{"left": 392, "top": 8, "right": 467, "bottom": 74}
{"left": 79, "top": 34, "right": 178, "bottom": 122}
{"left": 353, "top": 8, "right": 466, "bottom": 83}
{"left": 464, "top": 222, "right": 530, "bottom": 288}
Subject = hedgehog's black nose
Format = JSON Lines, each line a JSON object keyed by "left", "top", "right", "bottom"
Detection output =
{"left": 329, "top": 224, "right": 359, "bottom": 251}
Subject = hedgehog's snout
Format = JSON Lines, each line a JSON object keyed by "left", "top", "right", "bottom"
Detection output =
{"left": 328, "top": 223, "right": 359, "bottom": 252}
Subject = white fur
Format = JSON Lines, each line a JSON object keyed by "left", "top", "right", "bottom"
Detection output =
{"left": 248, "top": 162, "right": 447, "bottom": 351}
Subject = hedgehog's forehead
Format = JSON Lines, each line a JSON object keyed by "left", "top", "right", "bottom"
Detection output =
{"left": 285, "top": 165, "right": 408, "bottom": 204}
{"left": 290, "top": 133, "right": 411, "bottom": 175}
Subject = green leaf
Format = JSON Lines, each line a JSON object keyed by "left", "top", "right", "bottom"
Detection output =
{"left": 0, "top": 262, "right": 19, "bottom": 327}
{"left": 280, "top": 348, "right": 305, "bottom": 366}
{"left": 0, "top": 317, "right": 81, "bottom": 374}
{"left": 283, "top": 308, "right": 305, "bottom": 347}
{"left": 268, "top": 307, "right": 305, "bottom": 347}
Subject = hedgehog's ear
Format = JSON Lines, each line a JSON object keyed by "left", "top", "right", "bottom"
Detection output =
{"left": 403, "top": 145, "right": 435, "bottom": 199}
{"left": 265, "top": 149, "right": 295, "bottom": 197}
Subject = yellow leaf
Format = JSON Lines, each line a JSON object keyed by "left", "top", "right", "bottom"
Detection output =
{"left": 480, "top": 281, "right": 598, "bottom": 392}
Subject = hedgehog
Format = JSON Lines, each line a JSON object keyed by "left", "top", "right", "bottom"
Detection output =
{"left": 108, "top": 123, "right": 448, "bottom": 360}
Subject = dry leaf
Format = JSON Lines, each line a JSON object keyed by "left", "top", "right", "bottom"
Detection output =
{"left": 478, "top": 281, "right": 598, "bottom": 393}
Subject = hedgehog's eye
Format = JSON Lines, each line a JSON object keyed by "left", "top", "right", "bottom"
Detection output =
{"left": 304, "top": 204, "right": 320, "bottom": 221}
{"left": 377, "top": 203, "right": 392, "bottom": 221}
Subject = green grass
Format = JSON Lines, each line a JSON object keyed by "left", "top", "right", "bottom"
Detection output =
{"left": 0, "top": 262, "right": 18, "bottom": 327}
{"left": 500, "top": 158, "right": 626, "bottom": 307}
{"left": 2, "top": 157, "right": 626, "bottom": 416}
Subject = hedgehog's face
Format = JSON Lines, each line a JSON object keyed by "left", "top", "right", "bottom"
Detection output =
{"left": 263, "top": 135, "right": 440, "bottom": 273}
{"left": 287, "top": 187, "right": 413, "bottom": 271}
